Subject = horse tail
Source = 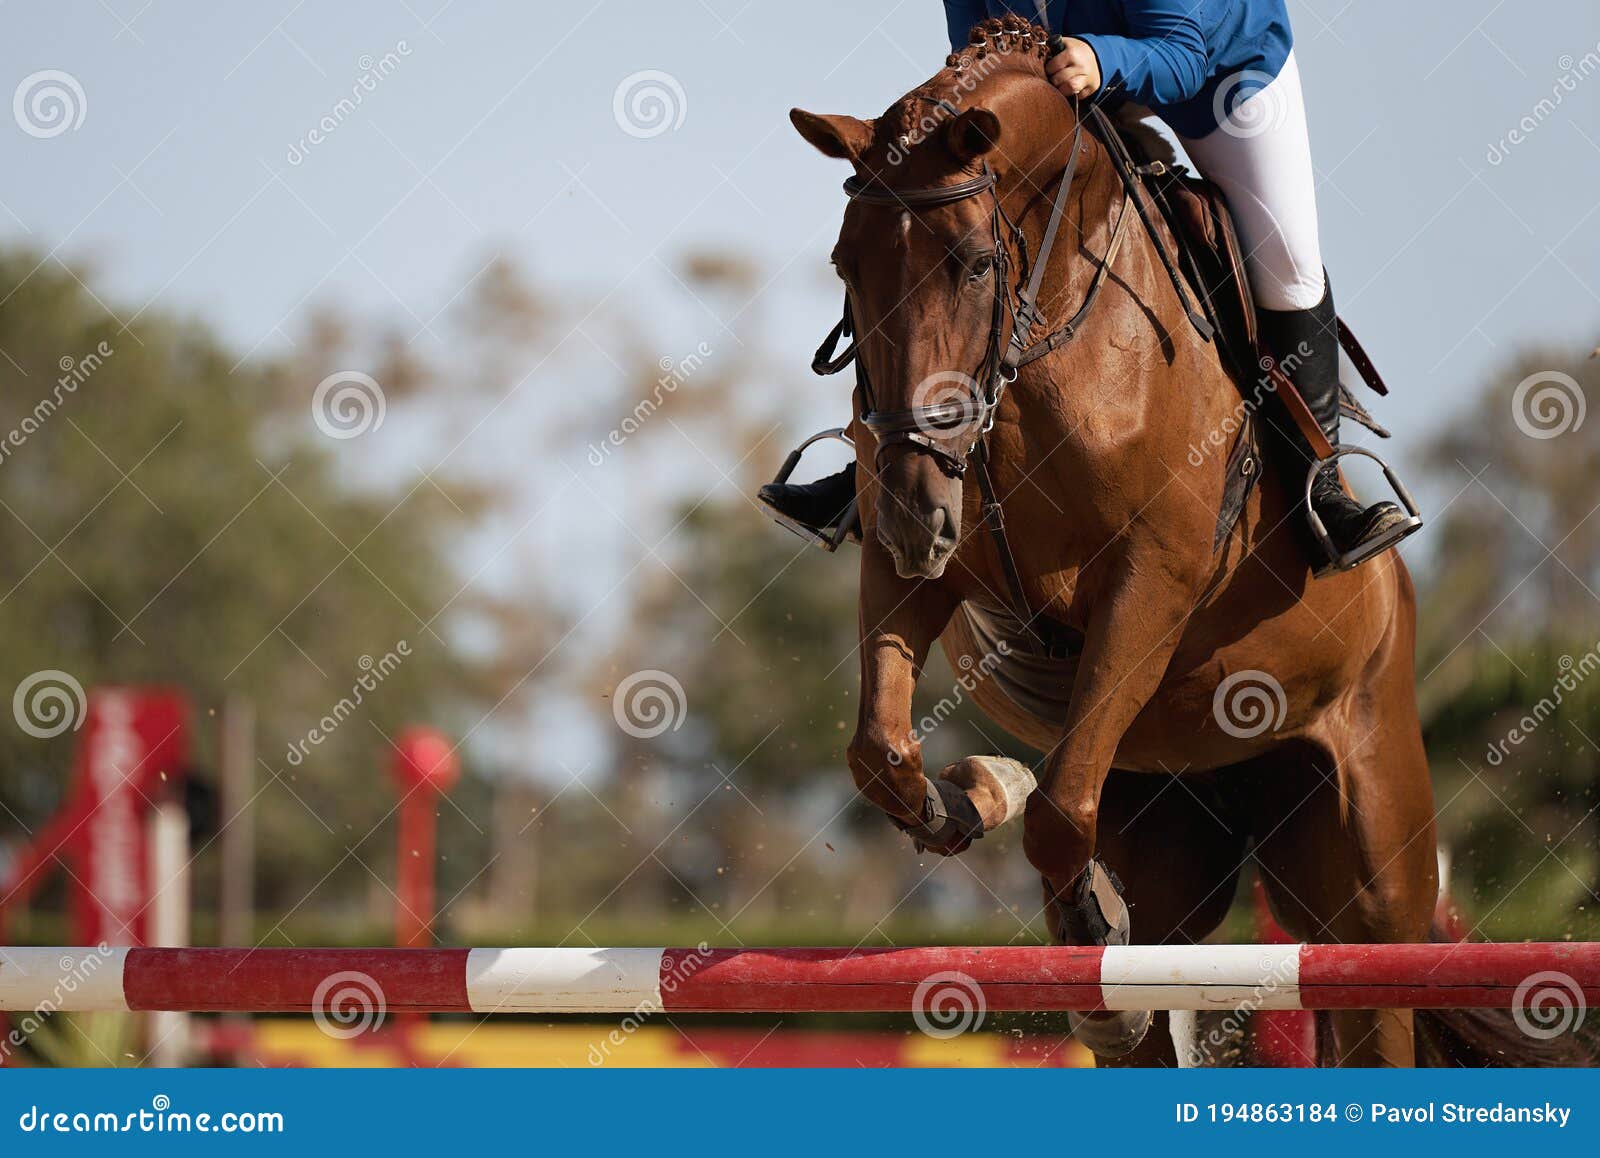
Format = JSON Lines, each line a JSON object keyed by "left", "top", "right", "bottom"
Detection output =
{"left": 1311, "top": 924, "right": 1598, "bottom": 1066}
{"left": 1413, "top": 1007, "right": 1595, "bottom": 1067}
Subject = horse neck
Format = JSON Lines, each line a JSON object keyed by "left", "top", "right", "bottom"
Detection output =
{"left": 1005, "top": 125, "right": 1209, "bottom": 419}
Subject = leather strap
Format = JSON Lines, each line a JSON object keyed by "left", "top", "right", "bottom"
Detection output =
{"left": 1337, "top": 318, "right": 1389, "bottom": 397}
{"left": 971, "top": 439, "right": 1082, "bottom": 659}
{"left": 1266, "top": 361, "right": 1335, "bottom": 460}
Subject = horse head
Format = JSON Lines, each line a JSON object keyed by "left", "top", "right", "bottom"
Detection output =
{"left": 792, "top": 18, "right": 1081, "bottom": 579}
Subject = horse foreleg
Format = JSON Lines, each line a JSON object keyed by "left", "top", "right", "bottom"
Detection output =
{"left": 1023, "top": 565, "right": 1196, "bottom": 1057}
{"left": 847, "top": 546, "right": 1030, "bottom": 856}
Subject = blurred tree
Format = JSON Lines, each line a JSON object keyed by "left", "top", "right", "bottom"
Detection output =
{"left": 1415, "top": 346, "right": 1600, "bottom": 937}
{"left": 0, "top": 248, "right": 559, "bottom": 933}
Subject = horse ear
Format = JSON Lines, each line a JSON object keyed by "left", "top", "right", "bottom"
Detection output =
{"left": 945, "top": 108, "right": 1002, "bottom": 162}
{"left": 790, "top": 109, "right": 874, "bottom": 161}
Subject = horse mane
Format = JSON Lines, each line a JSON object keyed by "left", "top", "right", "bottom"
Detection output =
{"left": 875, "top": 14, "right": 1052, "bottom": 151}
{"left": 875, "top": 14, "right": 1181, "bottom": 173}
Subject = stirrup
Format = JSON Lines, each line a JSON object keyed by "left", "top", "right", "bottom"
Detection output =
{"left": 762, "top": 428, "right": 861, "bottom": 552}
{"left": 1303, "top": 445, "right": 1423, "bottom": 577}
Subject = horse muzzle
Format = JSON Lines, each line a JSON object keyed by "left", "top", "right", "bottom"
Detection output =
{"left": 874, "top": 453, "right": 962, "bottom": 580}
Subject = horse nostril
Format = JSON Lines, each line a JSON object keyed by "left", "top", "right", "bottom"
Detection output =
{"left": 933, "top": 506, "right": 959, "bottom": 546}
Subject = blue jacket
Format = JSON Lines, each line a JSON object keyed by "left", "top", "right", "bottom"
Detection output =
{"left": 942, "top": 0, "right": 1292, "bottom": 138}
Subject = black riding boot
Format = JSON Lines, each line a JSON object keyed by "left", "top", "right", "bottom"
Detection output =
{"left": 1259, "top": 280, "right": 1416, "bottom": 572}
{"left": 758, "top": 463, "right": 857, "bottom": 538}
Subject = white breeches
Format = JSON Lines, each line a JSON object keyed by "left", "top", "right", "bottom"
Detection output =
{"left": 1179, "top": 52, "right": 1327, "bottom": 311}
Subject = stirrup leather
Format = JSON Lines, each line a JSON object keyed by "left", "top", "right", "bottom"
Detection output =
{"left": 1303, "top": 445, "right": 1423, "bottom": 577}
{"left": 761, "top": 428, "right": 860, "bottom": 552}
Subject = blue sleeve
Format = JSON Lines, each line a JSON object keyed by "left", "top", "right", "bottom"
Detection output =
{"left": 1073, "top": 1, "right": 1209, "bottom": 106}
{"left": 943, "top": 0, "right": 990, "bottom": 53}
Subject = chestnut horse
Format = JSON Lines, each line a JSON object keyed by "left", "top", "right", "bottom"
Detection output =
{"left": 796, "top": 21, "right": 1455, "bottom": 1066}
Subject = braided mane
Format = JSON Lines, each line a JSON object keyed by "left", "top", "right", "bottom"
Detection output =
{"left": 875, "top": 15, "right": 1051, "bottom": 151}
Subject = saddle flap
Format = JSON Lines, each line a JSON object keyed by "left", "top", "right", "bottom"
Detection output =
{"left": 1154, "top": 169, "right": 1259, "bottom": 361}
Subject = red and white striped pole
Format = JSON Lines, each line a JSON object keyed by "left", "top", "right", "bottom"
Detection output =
{"left": 3, "top": 943, "right": 1596, "bottom": 1015}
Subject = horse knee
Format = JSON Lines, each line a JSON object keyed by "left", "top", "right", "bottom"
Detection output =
{"left": 1022, "top": 791, "right": 1096, "bottom": 879}
{"left": 845, "top": 728, "right": 923, "bottom": 822}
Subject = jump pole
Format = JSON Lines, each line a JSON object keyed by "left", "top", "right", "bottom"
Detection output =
{"left": 2, "top": 944, "right": 1597, "bottom": 1014}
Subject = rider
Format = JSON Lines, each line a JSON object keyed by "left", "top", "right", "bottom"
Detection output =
{"left": 761, "top": 0, "right": 1416, "bottom": 571}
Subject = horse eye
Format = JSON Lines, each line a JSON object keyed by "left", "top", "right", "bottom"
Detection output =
{"left": 968, "top": 256, "right": 994, "bottom": 281}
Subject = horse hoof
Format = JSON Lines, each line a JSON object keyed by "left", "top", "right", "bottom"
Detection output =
{"left": 907, "top": 757, "right": 1035, "bottom": 857}
{"left": 1068, "top": 1009, "right": 1153, "bottom": 1058}
{"left": 938, "top": 756, "right": 1034, "bottom": 830}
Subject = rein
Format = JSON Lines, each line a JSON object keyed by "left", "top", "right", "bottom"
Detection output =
{"left": 811, "top": 99, "right": 1209, "bottom": 659}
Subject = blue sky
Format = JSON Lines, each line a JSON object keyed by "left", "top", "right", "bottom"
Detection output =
{"left": 4, "top": 0, "right": 1597, "bottom": 428}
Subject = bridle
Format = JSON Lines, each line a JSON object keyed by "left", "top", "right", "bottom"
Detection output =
{"left": 813, "top": 106, "right": 1121, "bottom": 480}
{"left": 810, "top": 97, "right": 1212, "bottom": 658}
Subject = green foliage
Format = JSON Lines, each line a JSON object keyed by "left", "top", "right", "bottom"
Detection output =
{"left": 1416, "top": 348, "right": 1600, "bottom": 938}
{"left": 0, "top": 250, "right": 495, "bottom": 915}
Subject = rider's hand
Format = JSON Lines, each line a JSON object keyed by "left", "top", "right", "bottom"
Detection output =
{"left": 1045, "top": 38, "right": 1102, "bottom": 98}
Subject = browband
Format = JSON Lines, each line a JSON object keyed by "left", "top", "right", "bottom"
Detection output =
{"left": 842, "top": 167, "right": 997, "bottom": 208}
